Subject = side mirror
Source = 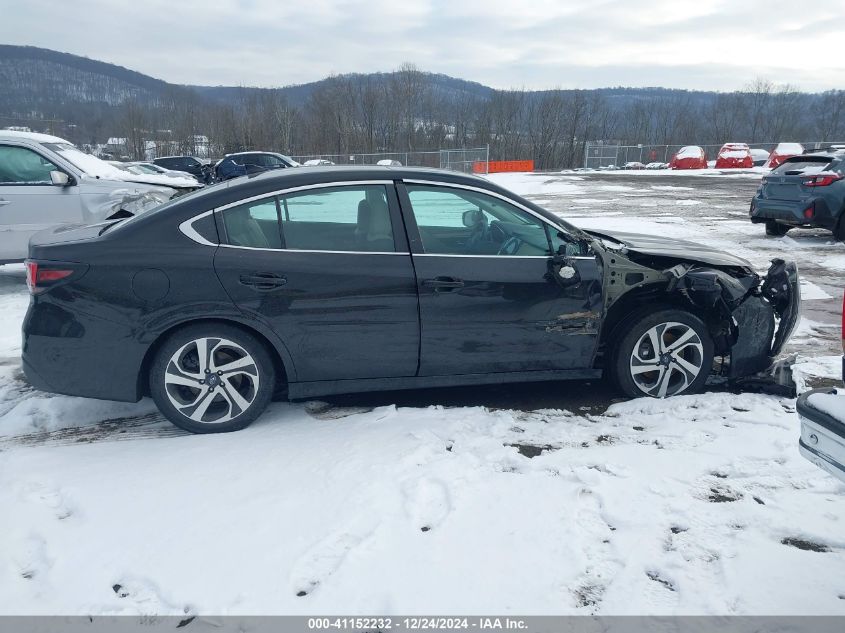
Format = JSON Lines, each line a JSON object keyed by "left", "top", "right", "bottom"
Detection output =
{"left": 50, "top": 171, "right": 70, "bottom": 186}
{"left": 546, "top": 251, "right": 582, "bottom": 287}
{"left": 462, "top": 209, "right": 484, "bottom": 227}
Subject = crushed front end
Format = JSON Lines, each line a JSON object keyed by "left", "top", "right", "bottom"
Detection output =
{"left": 678, "top": 258, "right": 800, "bottom": 379}
{"left": 592, "top": 230, "right": 801, "bottom": 388}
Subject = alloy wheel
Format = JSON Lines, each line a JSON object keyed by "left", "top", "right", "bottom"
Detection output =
{"left": 629, "top": 322, "right": 704, "bottom": 398}
{"left": 163, "top": 337, "right": 260, "bottom": 423}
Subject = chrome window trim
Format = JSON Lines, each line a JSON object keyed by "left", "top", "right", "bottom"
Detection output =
{"left": 178, "top": 210, "right": 217, "bottom": 246}
{"left": 179, "top": 180, "right": 396, "bottom": 248}
{"left": 217, "top": 244, "right": 409, "bottom": 255}
{"left": 402, "top": 178, "right": 566, "bottom": 231}
{"left": 412, "top": 253, "right": 596, "bottom": 260}
{"left": 214, "top": 180, "right": 395, "bottom": 214}
{"left": 402, "top": 178, "right": 592, "bottom": 258}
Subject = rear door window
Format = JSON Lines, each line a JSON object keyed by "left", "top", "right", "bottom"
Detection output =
{"left": 279, "top": 185, "right": 395, "bottom": 252}
{"left": 220, "top": 197, "right": 282, "bottom": 249}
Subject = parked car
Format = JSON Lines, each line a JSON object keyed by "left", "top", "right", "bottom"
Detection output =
{"left": 303, "top": 159, "right": 335, "bottom": 166}
{"left": 376, "top": 159, "right": 402, "bottom": 166}
{"left": 215, "top": 152, "right": 299, "bottom": 181}
{"left": 107, "top": 161, "right": 201, "bottom": 191}
{"left": 129, "top": 161, "right": 199, "bottom": 181}
{"left": 23, "top": 166, "right": 800, "bottom": 433}
{"left": 153, "top": 156, "right": 213, "bottom": 184}
{"left": 715, "top": 143, "right": 754, "bottom": 169}
{"left": 669, "top": 146, "right": 708, "bottom": 170}
{"left": 0, "top": 130, "right": 181, "bottom": 263}
{"left": 750, "top": 150, "right": 845, "bottom": 237}
{"left": 796, "top": 292, "right": 845, "bottom": 484}
{"left": 750, "top": 148, "right": 771, "bottom": 167}
{"left": 766, "top": 143, "right": 805, "bottom": 169}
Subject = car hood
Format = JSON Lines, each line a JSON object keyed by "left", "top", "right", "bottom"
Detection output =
{"left": 585, "top": 229, "right": 753, "bottom": 268}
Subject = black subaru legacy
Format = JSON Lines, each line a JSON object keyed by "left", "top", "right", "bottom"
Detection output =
{"left": 22, "top": 167, "right": 800, "bottom": 433}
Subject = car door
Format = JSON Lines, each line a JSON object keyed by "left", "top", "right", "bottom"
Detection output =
{"left": 399, "top": 181, "right": 603, "bottom": 377}
{"left": 213, "top": 181, "right": 420, "bottom": 382}
{"left": 0, "top": 143, "right": 81, "bottom": 261}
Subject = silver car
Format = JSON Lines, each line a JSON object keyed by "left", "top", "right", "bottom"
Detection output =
{"left": 0, "top": 131, "right": 195, "bottom": 263}
{"left": 798, "top": 388, "right": 845, "bottom": 484}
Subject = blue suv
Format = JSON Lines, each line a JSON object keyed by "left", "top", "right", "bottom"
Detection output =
{"left": 751, "top": 150, "right": 845, "bottom": 238}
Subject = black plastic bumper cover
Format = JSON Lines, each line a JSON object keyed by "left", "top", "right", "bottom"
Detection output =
{"left": 728, "top": 259, "right": 800, "bottom": 378}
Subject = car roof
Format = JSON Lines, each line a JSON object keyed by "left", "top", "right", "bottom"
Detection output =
{"left": 154, "top": 155, "right": 198, "bottom": 160}
{"left": 0, "top": 129, "right": 69, "bottom": 144}
{"left": 227, "top": 165, "right": 489, "bottom": 188}
{"left": 225, "top": 151, "right": 281, "bottom": 156}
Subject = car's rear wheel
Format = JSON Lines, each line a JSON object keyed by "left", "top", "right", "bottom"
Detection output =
{"left": 150, "top": 324, "right": 275, "bottom": 433}
{"left": 611, "top": 310, "right": 714, "bottom": 399}
{"left": 765, "top": 221, "right": 790, "bottom": 237}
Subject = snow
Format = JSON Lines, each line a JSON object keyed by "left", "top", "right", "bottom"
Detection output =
{"left": 676, "top": 146, "right": 704, "bottom": 159}
{"left": 720, "top": 149, "right": 751, "bottom": 159}
{"left": 2, "top": 173, "right": 845, "bottom": 616}
{"left": 807, "top": 391, "right": 845, "bottom": 421}
{"left": 774, "top": 143, "right": 805, "bottom": 155}
{"left": 53, "top": 146, "right": 198, "bottom": 188}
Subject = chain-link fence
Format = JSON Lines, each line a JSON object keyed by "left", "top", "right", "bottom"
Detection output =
{"left": 291, "top": 147, "right": 490, "bottom": 174}
{"left": 584, "top": 141, "right": 845, "bottom": 169}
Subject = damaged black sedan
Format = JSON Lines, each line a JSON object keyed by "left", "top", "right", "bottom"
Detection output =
{"left": 22, "top": 167, "right": 800, "bottom": 433}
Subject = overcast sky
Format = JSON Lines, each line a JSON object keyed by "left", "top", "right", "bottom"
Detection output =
{"left": 2, "top": 0, "right": 843, "bottom": 92}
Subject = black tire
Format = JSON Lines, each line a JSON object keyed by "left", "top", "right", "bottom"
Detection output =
{"left": 150, "top": 323, "right": 275, "bottom": 433}
{"left": 611, "top": 309, "right": 714, "bottom": 399}
{"left": 834, "top": 215, "right": 845, "bottom": 242}
{"left": 765, "top": 221, "right": 790, "bottom": 237}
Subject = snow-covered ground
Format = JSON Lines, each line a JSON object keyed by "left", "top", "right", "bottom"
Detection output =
{"left": 1, "top": 171, "right": 844, "bottom": 616}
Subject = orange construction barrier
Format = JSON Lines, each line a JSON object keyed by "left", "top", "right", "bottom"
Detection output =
{"left": 473, "top": 160, "right": 534, "bottom": 174}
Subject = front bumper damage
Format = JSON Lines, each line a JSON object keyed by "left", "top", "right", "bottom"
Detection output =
{"left": 661, "top": 258, "right": 800, "bottom": 391}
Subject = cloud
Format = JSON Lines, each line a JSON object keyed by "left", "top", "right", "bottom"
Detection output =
{"left": 1, "top": 0, "right": 843, "bottom": 92}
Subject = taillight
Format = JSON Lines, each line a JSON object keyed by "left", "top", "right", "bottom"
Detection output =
{"left": 25, "top": 260, "right": 80, "bottom": 295}
{"left": 802, "top": 172, "right": 843, "bottom": 187}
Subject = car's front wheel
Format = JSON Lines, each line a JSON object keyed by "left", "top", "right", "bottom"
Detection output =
{"left": 765, "top": 221, "right": 790, "bottom": 237}
{"left": 150, "top": 324, "right": 275, "bottom": 433}
{"left": 612, "top": 310, "right": 714, "bottom": 399}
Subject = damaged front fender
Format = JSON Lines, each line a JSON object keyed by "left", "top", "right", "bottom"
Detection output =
{"left": 80, "top": 183, "right": 176, "bottom": 224}
{"left": 682, "top": 259, "right": 800, "bottom": 377}
{"left": 601, "top": 246, "right": 800, "bottom": 380}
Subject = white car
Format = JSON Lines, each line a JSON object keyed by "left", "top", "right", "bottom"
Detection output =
{"left": 798, "top": 388, "right": 845, "bottom": 484}
{"left": 303, "top": 159, "right": 335, "bottom": 166}
{"left": 0, "top": 131, "right": 187, "bottom": 262}
{"left": 376, "top": 159, "right": 402, "bottom": 166}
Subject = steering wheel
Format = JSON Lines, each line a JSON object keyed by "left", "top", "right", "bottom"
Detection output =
{"left": 497, "top": 236, "right": 522, "bottom": 256}
{"left": 490, "top": 221, "right": 508, "bottom": 244}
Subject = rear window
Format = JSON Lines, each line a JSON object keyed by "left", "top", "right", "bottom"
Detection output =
{"left": 772, "top": 157, "right": 833, "bottom": 175}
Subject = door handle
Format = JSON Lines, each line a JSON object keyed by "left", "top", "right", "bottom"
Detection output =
{"left": 423, "top": 276, "right": 464, "bottom": 291}
{"left": 0, "top": 200, "right": 10, "bottom": 206}
{"left": 239, "top": 272, "right": 288, "bottom": 291}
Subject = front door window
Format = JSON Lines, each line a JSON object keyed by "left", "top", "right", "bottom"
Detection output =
{"left": 405, "top": 184, "right": 552, "bottom": 256}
